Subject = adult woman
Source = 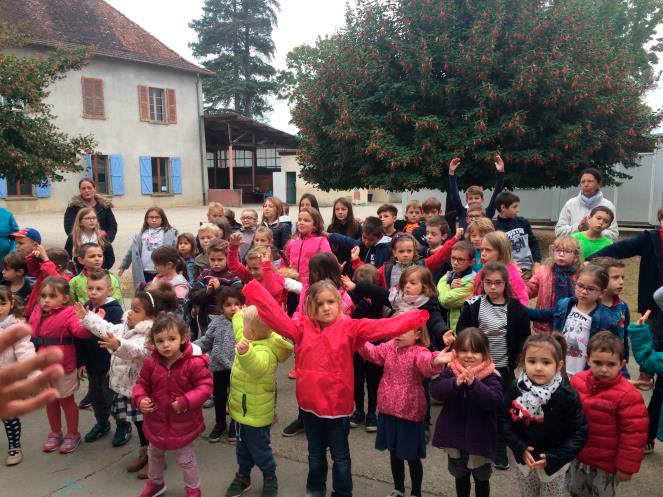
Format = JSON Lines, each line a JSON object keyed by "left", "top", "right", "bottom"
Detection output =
{"left": 63, "top": 179, "right": 117, "bottom": 242}
{"left": 261, "top": 196, "right": 291, "bottom": 252}
{"left": 327, "top": 197, "right": 362, "bottom": 276}
{"left": 555, "top": 168, "right": 618, "bottom": 240}
{"left": 0, "top": 207, "right": 18, "bottom": 260}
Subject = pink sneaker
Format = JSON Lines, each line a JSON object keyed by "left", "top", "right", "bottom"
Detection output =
{"left": 42, "top": 432, "right": 63, "bottom": 452}
{"left": 185, "top": 488, "right": 201, "bottom": 497}
{"left": 58, "top": 433, "right": 81, "bottom": 454}
{"left": 139, "top": 481, "right": 167, "bottom": 497}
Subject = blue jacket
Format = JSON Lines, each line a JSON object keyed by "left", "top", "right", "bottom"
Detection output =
{"left": 0, "top": 208, "right": 18, "bottom": 260}
{"left": 329, "top": 233, "right": 392, "bottom": 268}
{"left": 526, "top": 297, "right": 619, "bottom": 339}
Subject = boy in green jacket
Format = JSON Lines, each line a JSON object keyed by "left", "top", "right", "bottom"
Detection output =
{"left": 225, "top": 306, "right": 293, "bottom": 497}
{"left": 69, "top": 243, "right": 122, "bottom": 305}
{"left": 437, "top": 241, "right": 476, "bottom": 331}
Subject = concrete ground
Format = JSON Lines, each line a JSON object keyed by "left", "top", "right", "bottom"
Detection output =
{"left": 3, "top": 205, "right": 662, "bottom": 497}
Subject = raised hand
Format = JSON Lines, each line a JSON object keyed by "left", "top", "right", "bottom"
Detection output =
{"left": 230, "top": 232, "right": 243, "bottom": 246}
{"left": 637, "top": 310, "right": 651, "bottom": 326}
{"left": 442, "top": 330, "right": 456, "bottom": 347}
{"left": 351, "top": 246, "right": 360, "bottom": 261}
{"left": 340, "top": 275, "right": 356, "bottom": 292}
{"left": 236, "top": 338, "right": 250, "bottom": 355}
{"left": 495, "top": 154, "right": 505, "bottom": 172}
{"left": 449, "top": 158, "right": 461, "bottom": 175}
{"left": 434, "top": 347, "right": 454, "bottom": 366}
{"left": 455, "top": 227, "right": 465, "bottom": 240}
{"left": 74, "top": 302, "right": 87, "bottom": 319}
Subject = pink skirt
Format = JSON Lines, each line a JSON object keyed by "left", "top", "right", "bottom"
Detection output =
{"left": 52, "top": 371, "right": 79, "bottom": 398}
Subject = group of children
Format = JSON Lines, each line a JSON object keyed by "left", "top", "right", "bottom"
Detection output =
{"left": 0, "top": 162, "right": 659, "bottom": 497}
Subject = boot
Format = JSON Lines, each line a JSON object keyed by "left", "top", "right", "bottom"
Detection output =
{"left": 127, "top": 447, "right": 148, "bottom": 473}
{"left": 137, "top": 460, "right": 149, "bottom": 480}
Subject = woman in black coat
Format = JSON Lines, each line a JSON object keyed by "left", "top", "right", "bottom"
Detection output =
{"left": 63, "top": 178, "right": 118, "bottom": 242}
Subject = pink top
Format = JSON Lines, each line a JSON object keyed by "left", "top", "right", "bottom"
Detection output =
{"left": 284, "top": 234, "right": 332, "bottom": 286}
{"left": 526, "top": 265, "right": 576, "bottom": 334}
{"left": 228, "top": 244, "right": 286, "bottom": 305}
{"left": 474, "top": 262, "right": 529, "bottom": 306}
{"left": 361, "top": 340, "right": 445, "bottom": 422}
{"left": 153, "top": 273, "right": 189, "bottom": 299}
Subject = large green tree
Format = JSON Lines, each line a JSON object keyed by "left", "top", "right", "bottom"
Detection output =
{"left": 0, "top": 21, "right": 95, "bottom": 186}
{"left": 190, "top": 0, "right": 280, "bottom": 119}
{"left": 282, "top": 0, "right": 663, "bottom": 192}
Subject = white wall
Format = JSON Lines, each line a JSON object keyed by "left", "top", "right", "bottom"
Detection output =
{"left": 2, "top": 48, "right": 205, "bottom": 213}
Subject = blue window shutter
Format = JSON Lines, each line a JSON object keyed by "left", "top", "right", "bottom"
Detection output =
{"left": 109, "top": 155, "right": 124, "bottom": 195}
{"left": 0, "top": 178, "right": 6, "bottom": 199}
{"left": 139, "top": 156, "right": 153, "bottom": 194}
{"left": 84, "top": 155, "right": 93, "bottom": 178}
{"left": 36, "top": 181, "right": 51, "bottom": 198}
{"left": 171, "top": 156, "right": 182, "bottom": 194}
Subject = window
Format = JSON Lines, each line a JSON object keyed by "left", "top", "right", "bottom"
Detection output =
{"left": 81, "top": 78, "right": 105, "bottom": 118}
{"left": 138, "top": 86, "right": 177, "bottom": 124}
{"left": 257, "top": 148, "right": 281, "bottom": 170}
{"left": 151, "top": 157, "right": 170, "bottom": 193}
{"left": 90, "top": 155, "right": 110, "bottom": 194}
{"left": 149, "top": 88, "right": 165, "bottom": 122}
{"left": 7, "top": 180, "right": 33, "bottom": 197}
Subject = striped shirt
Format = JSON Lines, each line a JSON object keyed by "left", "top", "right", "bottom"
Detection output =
{"left": 477, "top": 295, "right": 509, "bottom": 368}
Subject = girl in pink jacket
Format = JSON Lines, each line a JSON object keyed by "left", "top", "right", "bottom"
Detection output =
{"left": 360, "top": 323, "right": 452, "bottom": 497}
{"left": 283, "top": 206, "right": 332, "bottom": 287}
{"left": 30, "top": 276, "right": 93, "bottom": 455}
{"left": 244, "top": 279, "right": 429, "bottom": 497}
{"left": 132, "top": 313, "right": 212, "bottom": 497}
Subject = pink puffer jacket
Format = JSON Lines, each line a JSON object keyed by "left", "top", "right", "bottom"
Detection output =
{"left": 527, "top": 265, "right": 576, "bottom": 334}
{"left": 132, "top": 343, "right": 213, "bottom": 450}
{"left": 284, "top": 234, "right": 332, "bottom": 286}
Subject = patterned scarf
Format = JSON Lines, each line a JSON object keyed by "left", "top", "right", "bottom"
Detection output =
{"left": 553, "top": 265, "right": 575, "bottom": 301}
{"left": 388, "top": 288, "right": 429, "bottom": 311}
{"left": 450, "top": 353, "right": 496, "bottom": 380}
{"left": 510, "top": 371, "right": 563, "bottom": 425}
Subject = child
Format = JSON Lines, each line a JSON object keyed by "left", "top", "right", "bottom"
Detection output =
{"left": 207, "top": 201, "right": 225, "bottom": 223}
{"left": 69, "top": 243, "right": 123, "bottom": 305}
{"left": 244, "top": 226, "right": 282, "bottom": 267}
{"left": 261, "top": 196, "right": 291, "bottom": 252}
{"left": 569, "top": 331, "right": 647, "bottom": 497}
{"left": 177, "top": 233, "right": 198, "bottom": 286}
{"left": 412, "top": 197, "right": 442, "bottom": 247}
{"left": 76, "top": 283, "right": 178, "bottom": 479}
{"left": 25, "top": 245, "right": 72, "bottom": 319}
{"left": 502, "top": 334, "right": 588, "bottom": 496}
{"left": 421, "top": 215, "right": 450, "bottom": 257}
{"left": 224, "top": 209, "right": 242, "bottom": 232}
{"left": 78, "top": 270, "right": 124, "bottom": 447}
{"left": 360, "top": 316, "right": 452, "bottom": 497}
{"left": 225, "top": 306, "right": 293, "bottom": 497}
{"left": 448, "top": 155, "right": 505, "bottom": 229}
{"left": 329, "top": 216, "right": 392, "bottom": 268}
{"left": 284, "top": 206, "right": 332, "bottom": 286}
{"left": 193, "top": 223, "right": 221, "bottom": 281}
{"left": 238, "top": 208, "right": 259, "bottom": 261}
{"left": 467, "top": 207, "right": 486, "bottom": 226}
{"left": 467, "top": 218, "right": 495, "bottom": 273}
{"left": 0, "top": 289, "right": 34, "bottom": 465}
{"left": 214, "top": 216, "right": 232, "bottom": 241}
{"left": 527, "top": 236, "right": 580, "bottom": 334}
{"left": 404, "top": 200, "right": 424, "bottom": 234}
{"left": 229, "top": 233, "right": 285, "bottom": 304}
{"left": 377, "top": 204, "right": 405, "bottom": 237}
{"left": 526, "top": 264, "right": 619, "bottom": 376}
{"left": 431, "top": 328, "right": 503, "bottom": 497}
{"left": 328, "top": 197, "right": 363, "bottom": 276}
{"left": 151, "top": 246, "right": 190, "bottom": 299}
{"left": 474, "top": 231, "right": 529, "bottom": 305}
{"left": 65, "top": 207, "right": 115, "bottom": 271}
{"left": 2, "top": 252, "right": 32, "bottom": 304}
{"left": 494, "top": 192, "right": 541, "bottom": 282}
{"left": 572, "top": 206, "right": 615, "bottom": 260}
{"left": 193, "top": 287, "right": 244, "bottom": 442}
{"left": 438, "top": 241, "right": 476, "bottom": 330}
{"left": 31, "top": 276, "right": 94, "bottom": 454}
{"left": 132, "top": 313, "right": 213, "bottom": 497}
{"left": 243, "top": 279, "right": 430, "bottom": 497}
{"left": 10, "top": 227, "right": 41, "bottom": 255}
{"left": 119, "top": 208, "right": 178, "bottom": 289}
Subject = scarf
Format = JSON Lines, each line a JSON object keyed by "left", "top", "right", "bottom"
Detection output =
{"left": 510, "top": 371, "right": 563, "bottom": 425}
{"left": 579, "top": 191, "right": 603, "bottom": 209}
{"left": 450, "top": 353, "right": 496, "bottom": 380}
{"left": 389, "top": 288, "right": 429, "bottom": 311}
{"left": 553, "top": 265, "right": 575, "bottom": 301}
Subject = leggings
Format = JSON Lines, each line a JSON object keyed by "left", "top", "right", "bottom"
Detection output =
{"left": 3, "top": 418, "right": 21, "bottom": 454}
{"left": 135, "top": 420, "right": 148, "bottom": 447}
{"left": 390, "top": 451, "right": 423, "bottom": 497}
{"left": 46, "top": 395, "right": 79, "bottom": 435}
{"left": 455, "top": 475, "right": 490, "bottom": 497}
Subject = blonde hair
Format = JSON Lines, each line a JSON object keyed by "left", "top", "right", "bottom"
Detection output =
{"left": 198, "top": 222, "right": 221, "bottom": 236}
{"left": 242, "top": 305, "right": 271, "bottom": 340}
{"left": 466, "top": 185, "right": 484, "bottom": 199}
{"left": 208, "top": 202, "right": 224, "bottom": 214}
{"left": 466, "top": 217, "right": 495, "bottom": 240}
{"left": 544, "top": 235, "right": 581, "bottom": 271}
{"left": 394, "top": 310, "right": 431, "bottom": 348}
{"left": 305, "top": 280, "right": 342, "bottom": 319}
{"left": 72, "top": 207, "right": 106, "bottom": 256}
{"left": 405, "top": 200, "right": 422, "bottom": 213}
{"left": 245, "top": 245, "right": 270, "bottom": 263}
{"left": 482, "top": 231, "right": 512, "bottom": 265}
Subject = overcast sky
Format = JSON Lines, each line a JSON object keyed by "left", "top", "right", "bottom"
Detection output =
{"left": 106, "top": 0, "right": 663, "bottom": 135}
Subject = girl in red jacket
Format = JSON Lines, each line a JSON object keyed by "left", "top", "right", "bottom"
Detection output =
{"left": 243, "top": 279, "right": 429, "bottom": 497}
{"left": 132, "top": 313, "right": 213, "bottom": 497}
{"left": 30, "top": 276, "right": 93, "bottom": 454}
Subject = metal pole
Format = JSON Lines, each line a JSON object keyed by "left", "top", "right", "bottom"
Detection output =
{"left": 228, "top": 144, "right": 234, "bottom": 190}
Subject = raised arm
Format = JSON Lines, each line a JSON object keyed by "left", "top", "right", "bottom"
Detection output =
{"left": 236, "top": 344, "right": 272, "bottom": 379}
{"left": 243, "top": 280, "right": 301, "bottom": 343}
{"left": 352, "top": 309, "right": 429, "bottom": 346}
{"left": 425, "top": 234, "right": 460, "bottom": 271}
{"left": 588, "top": 231, "right": 646, "bottom": 261}
{"left": 485, "top": 162, "right": 505, "bottom": 219}
{"left": 447, "top": 158, "right": 465, "bottom": 214}
{"left": 359, "top": 341, "right": 390, "bottom": 366}
{"left": 329, "top": 233, "right": 360, "bottom": 251}
{"left": 525, "top": 306, "right": 554, "bottom": 323}
{"left": 81, "top": 310, "right": 124, "bottom": 340}
{"left": 228, "top": 242, "right": 252, "bottom": 283}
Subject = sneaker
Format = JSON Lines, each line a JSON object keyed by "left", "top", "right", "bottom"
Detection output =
{"left": 59, "top": 433, "right": 81, "bottom": 454}
{"left": 227, "top": 421, "right": 238, "bottom": 444}
{"left": 365, "top": 413, "right": 377, "bottom": 433}
{"left": 226, "top": 473, "right": 251, "bottom": 497}
{"left": 43, "top": 432, "right": 63, "bottom": 452}
{"left": 349, "top": 410, "right": 365, "bottom": 428}
{"left": 288, "top": 368, "right": 297, "bottom": 379}
{"left": 186, "top": 488, "right": 202, "bottom": 497}
{"left": 494, "top": 458, "right": 510, "bottom": 470}
{"left": 112, "top": 422, "right": 132, "bottom": 447}
{"left": 261, "top": 475, "right": 278, "bottom": 497}
{"left": 387, "top": 491, "right": 404, "bottom": 497}
{"left": 204, "top": 395, "right": 215, "bottom": 409}
{"left": 139, "top": 481, "right": 167, "bottom": 497}
{"left": 78, "top": 392, "right": 92, "bottom": 409}
{"left": 209, "top": 423, "right": 225, "bottom": 443}
{"left": 645, "top": 440, "right": 655, "bottom": 454}
{"left": 5, "top": 449, "right": 22, "bottom": 466}
{"left": 127, "top": 447, "right": 148, "bottom": 473}
{"left": 281, "top": 418, "right": 305, "bottom": 437}
{"left": 84, "top": 422, "right": 111, "bottom": 443}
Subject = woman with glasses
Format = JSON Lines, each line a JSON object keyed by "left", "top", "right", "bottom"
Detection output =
{"left": 64, "top": 178, "right": 117, "bottom": 243}
{"left": 64, "top": 208, "right": 115, "bottom": 271}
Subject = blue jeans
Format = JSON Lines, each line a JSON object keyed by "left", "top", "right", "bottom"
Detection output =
{"left": 235, "top": 423, "right": 276, "bottom": 478}
{"left": 301, "top": 411, "right": 352, "bottom": 497}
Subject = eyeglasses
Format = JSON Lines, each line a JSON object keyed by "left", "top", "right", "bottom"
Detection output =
{"left": 241, "top": 216, "right": 258, "bottom": 221}
{"left": 576, "top": 282, "right": 600, "bottom": 294}
{"left": 553, "top": 248, "right": 577, "bottom": 256}
{"left": 483, "top": 279, "right": 505, "bottom": 287}
{"left": 451, "top": 256, "right": 468, "bottom": 263}
{"left": 82, "top": 216, "right": 97, "bottom": 221}
{"left": 147, "top": 216, "right": 162, "bottom": 220}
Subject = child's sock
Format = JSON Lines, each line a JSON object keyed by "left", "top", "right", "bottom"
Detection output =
{"left": 408, "top": 458, "right": 423, "bottom": 496}
{"left": 455, "top": 475, "right": 471, "bottom": 497}
{"left": 3, "top": 418, "right": 21, "bottom": 452}
{"left": 46, "top": 400, "right": 62, "bottom": 432}
{"left": 389, "top": 452, "right": 406, "bottom": 493}
{"left": 60, "top": 396, "right": 79, "bottom": 435}
{"left": 474, "top": 477, "right": 489, "bottom": 497}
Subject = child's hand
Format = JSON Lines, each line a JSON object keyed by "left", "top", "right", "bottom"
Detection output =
{"left": 77, "top": 366, "right": 86, "bottom": 380}
{"left": 139, "top": 397, "right": 156, "bottom": 413}
{"left": 207, "top": 278, "right": 220, "bottom": 290}
{"left": 530, "top": 453, "right": 546, "bottom": 470}
{"left": 456, "top": 371, "right": 466, "bottom": 386}
{"left": 443, "top": 330, "right": 455, "bottom": 347}
{"left": 450, "top": 278, "right": 463, "bottom": 289}
{"left": 355, "top": 217, "right": 364, "bottom": 225}
{"left": 351, "top": 246, "right": 360, "bottom": 261}
{"left": 637, "top": 310, "right": 651, "bottom": 326}
{"left": 523, "top": 447, "right": 537, "bottom": 468}
{"left": 261, "top": 250, "right": 272, "bottom": 264}
{"left": 464, "top": 369, "right": 475, "bottom": 385}
{"left": 171, "top": 399, "right": 182, "bottom": 414}
{"left": 340, "top": 275, "right": 356, "bottom": 292}
{"left": 495, "top": 154, "right": 505, "bottom": 172}
{"left": 99, "top": 332, "right": 120, "bottom": 352}
{"left": 230, "top": 232, "right": 243, "bottom": 246}
{"left": 455, "top": 227, "right": 465, "bottom": 240}
{"left": 616, "top": 470, "right": 632, "bottom": 482}
{"left": 74, "top": 302, "right": 87, "bottom": 319}
{"left": 434, "top": 347, "right": 454, "bottom": 366}
{"left": 236, "top": 338, "right": 250, "bottom": 355}
{"left": 449, "top": 157, "right": 461, "bottom": 175}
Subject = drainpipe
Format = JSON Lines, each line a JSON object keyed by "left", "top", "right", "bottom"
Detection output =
{"left": 196, "top": 73, "right": 208, "bottom": 204}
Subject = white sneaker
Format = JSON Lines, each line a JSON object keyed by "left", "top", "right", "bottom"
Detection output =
{"left": 387, "top": 491, "right": 404, "bottom": 497}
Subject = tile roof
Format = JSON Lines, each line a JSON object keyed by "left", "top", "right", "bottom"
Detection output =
{"left": 2, "top": 0, "right": 213, "bottom": 75}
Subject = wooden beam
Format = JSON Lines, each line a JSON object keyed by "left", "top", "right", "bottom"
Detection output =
{"left": 231, "top": 131, "right": 249, "bottom": 144}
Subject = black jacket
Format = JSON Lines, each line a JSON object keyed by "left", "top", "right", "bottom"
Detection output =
{"left": 64, "top": 195, "right": 117, "bottom": 242}
{"left": 264, "top": 221, "right": 292, "bottom": 252}
{"left": 494, "top": 216, "right": 541, "bottom": 269}
{"left": 590, "top": 229, "right": 661, "bottom": 314}
{"left": 64, "top": 235, "right": 115, "bottom": 271}
{"left": 456, "top": 295, "right": 531, "bottom": 371}
{"left": 412, "top": 225, "right": 428, "bottom": 247}
{"left": 329, "top": 222, "right": 363, "bottom": 277}
{"left": 330, "top": 233, "right": 393, "bottom": 268}
{"left": 76, "top": 299, "right": 124, "bottom": 374}
{"left": 501, "top": 378, "right": 588, "bottom": 475}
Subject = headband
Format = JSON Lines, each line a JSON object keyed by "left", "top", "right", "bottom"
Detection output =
{"left": 145, "top": 291, "right": 155, "bottom": 309}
